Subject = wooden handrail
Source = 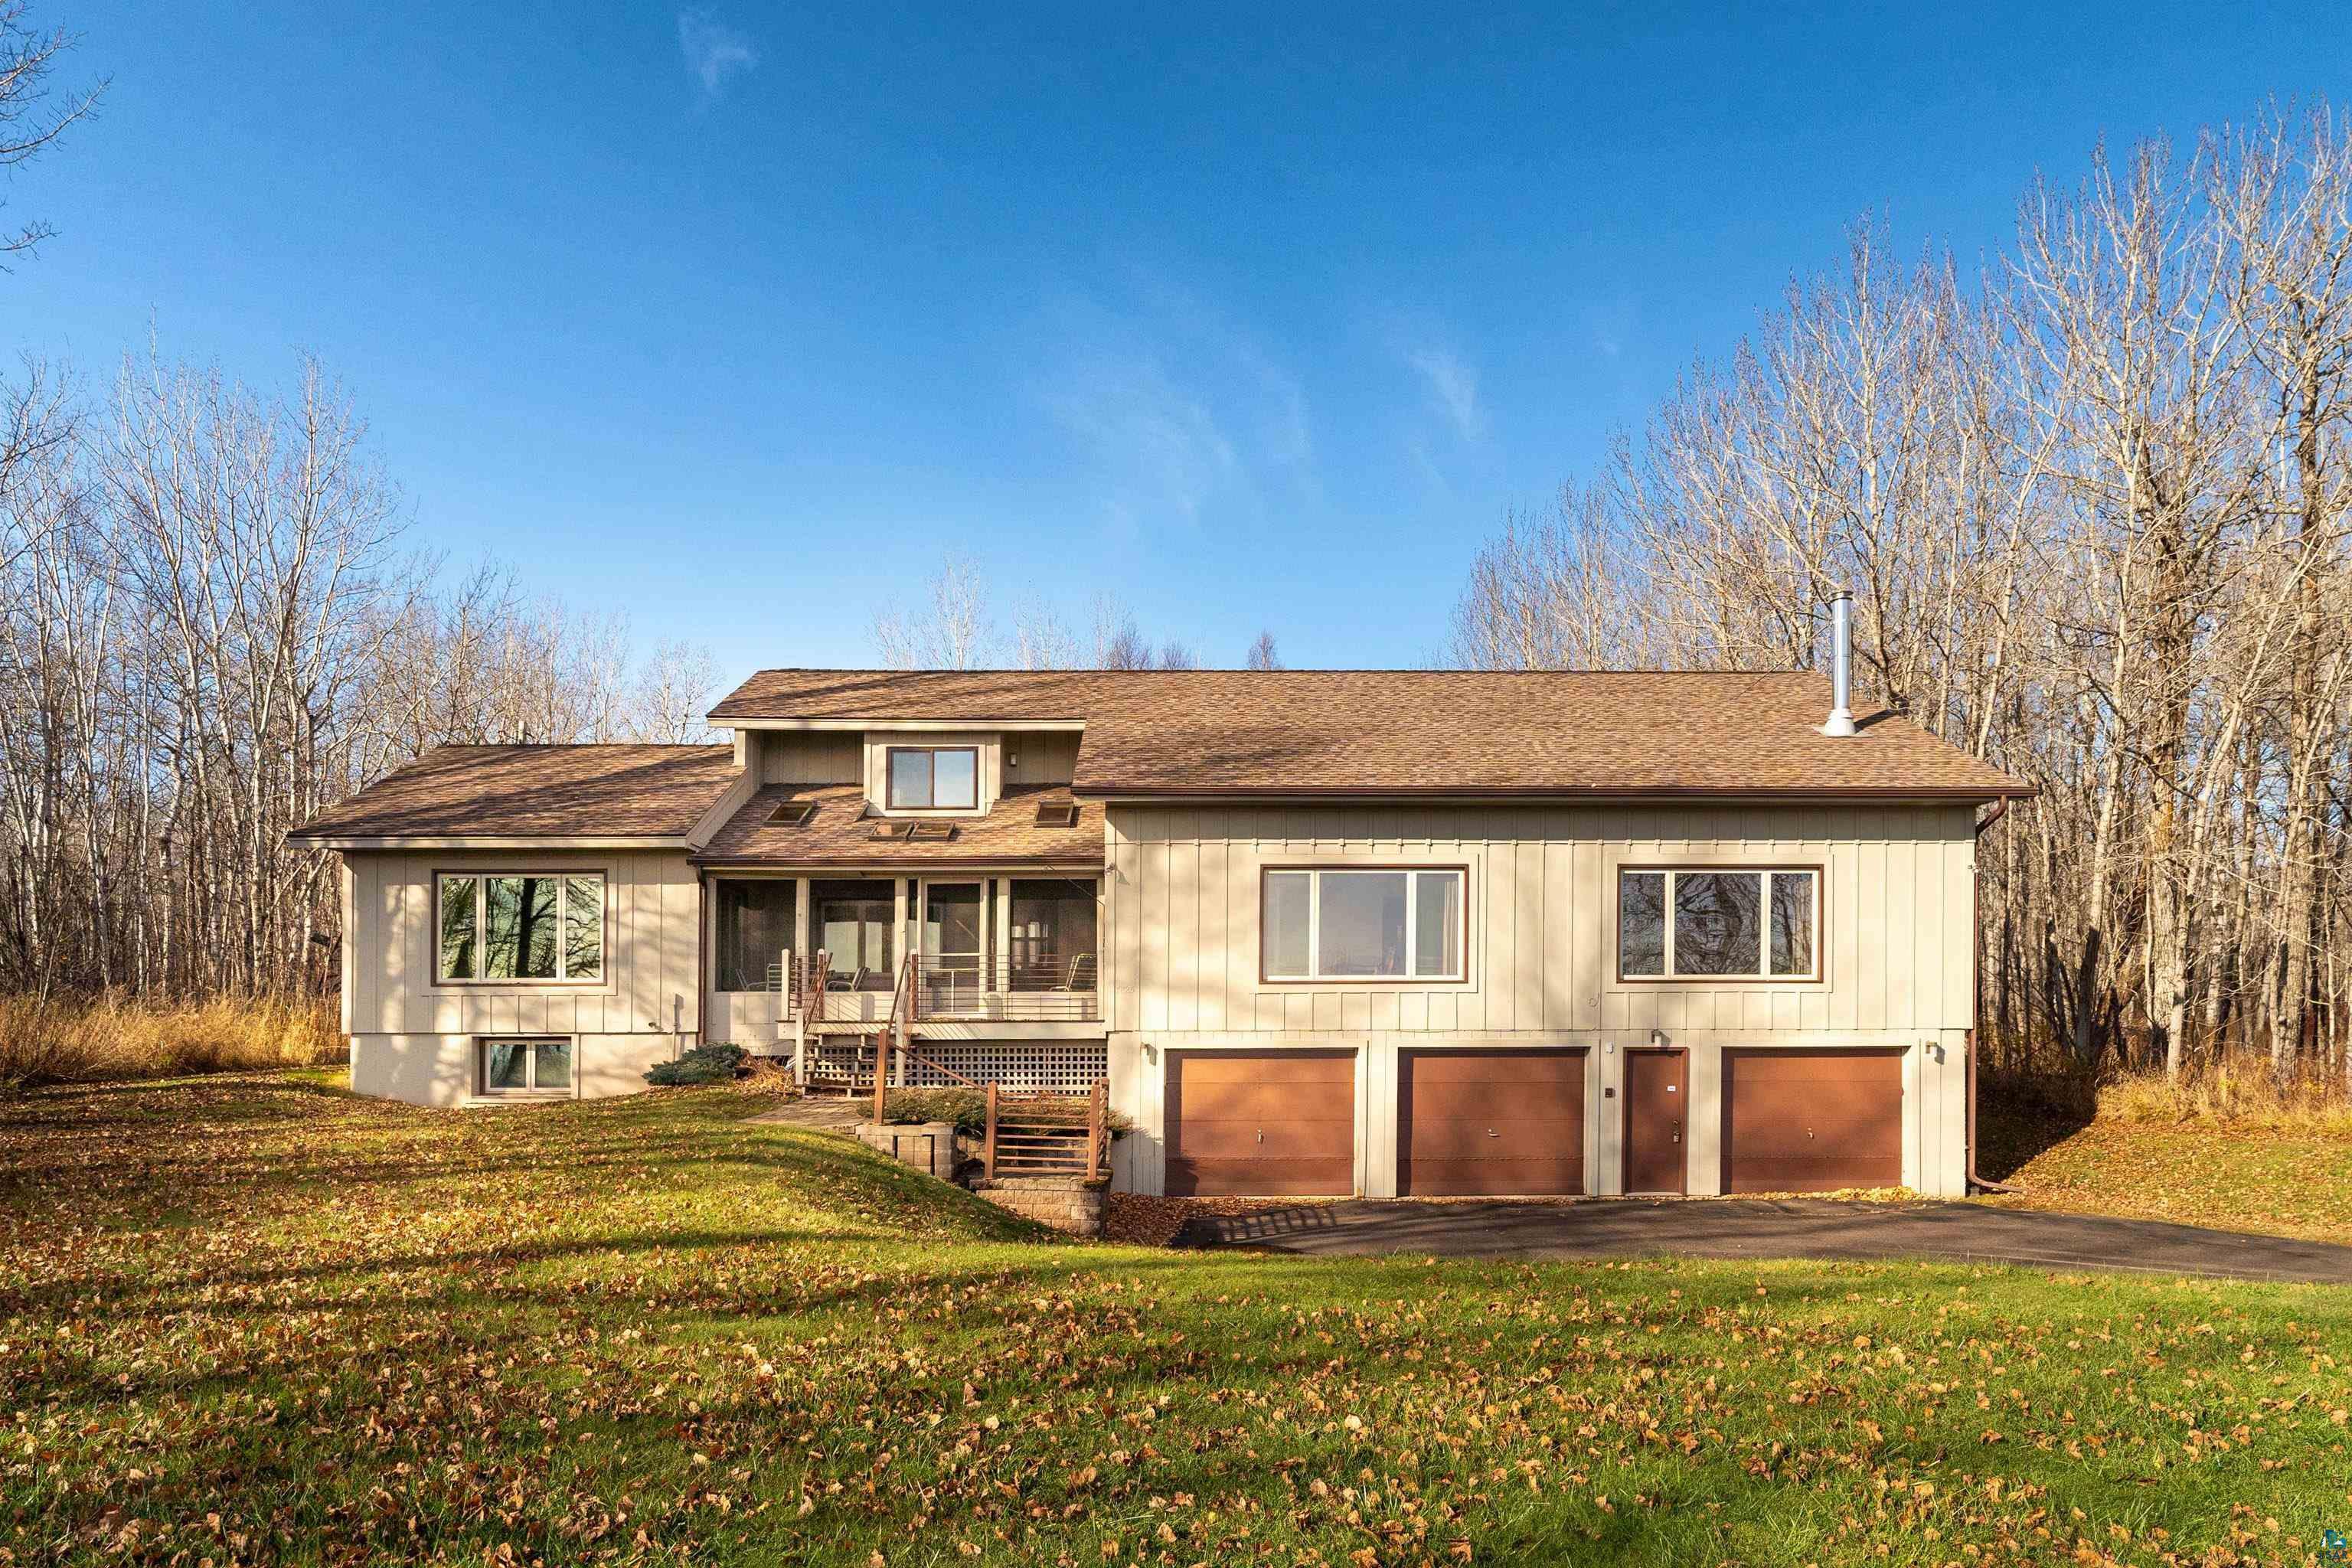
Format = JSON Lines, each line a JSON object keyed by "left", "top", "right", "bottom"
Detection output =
{"left": 874, "top": 951, "right": 917, "bottom": 1122}
{"left": 1087, "top": 1077, "right": 1106, "bottom": 1183}
{"left": 983, "top": 1083, "right": 998, "bottom": 1181}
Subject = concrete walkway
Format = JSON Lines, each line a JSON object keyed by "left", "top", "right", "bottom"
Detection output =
{"left": 746, "top": 1094, "right": 871, "bottom": 1135}
{"left": 1175, "top": 1197, "right": 2352, "bottom": 1285}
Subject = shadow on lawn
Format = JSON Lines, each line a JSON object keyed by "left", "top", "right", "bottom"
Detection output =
{"left": 1975, "top": 1098, "right": 2095, "bottom": 1183}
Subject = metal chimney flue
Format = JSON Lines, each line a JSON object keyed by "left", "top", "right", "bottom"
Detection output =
{"left": 1820, "top": 590, "right": 1857, "bottom": 737}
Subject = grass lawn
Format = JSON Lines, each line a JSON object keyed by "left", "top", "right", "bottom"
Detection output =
{"left": 1980, "top": 1106, "right": 2352, "bottom": 1247}
{"left": 5, "top": 1075, "right": 2350, "bottom": 1566}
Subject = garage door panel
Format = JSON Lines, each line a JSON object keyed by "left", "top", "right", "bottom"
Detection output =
{"left": 1400, "top": 1049, "right": 1586, "bottom": 1197}
{"left": 1180, "top": 1057, "right": 1354, "bottom": 1086}
{"left": 1723, "top": 1050, "right": 1903, "bottom": 1193}
{"left": 1403, "top": 1157, "right": 1585, "bottom": 1196}
{"left": 1165, "top": 1157, "right": 1351, "bottom": 1197}
{"left": 1170, "top": 1116, "right": 1352, "bottom": 1161}
{"left": 1406, "top": 1080, "right": 1586, "bottom": 1119}
{"left": 1165, "top": 1050, "right": 1354, "bottom": 1197}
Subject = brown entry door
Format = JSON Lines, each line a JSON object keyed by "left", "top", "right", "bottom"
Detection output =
{"left": 1722, "top": 1050, "right": 1903, "bottom": 1193}
{"left": 1622, "top": 1050, "right": 1687, "bottom": 1194}
{"left": 1165, "top": 1050, "right": 1355, "bottom": 1196}
{"left": 1400, "top": 1049, "right": 1586, "bottom": 1195}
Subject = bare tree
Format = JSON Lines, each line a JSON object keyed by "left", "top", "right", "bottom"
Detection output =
{"left": 624, "top": 640, "right": 722, "bottom": 743}
{"left": 1011, "top": 596, "right": 1077, "bottom": 669}
{"left": 1246, "top": 629, "right": 1282, "bottom": 670}
{"left": 873, "top": 551, "right": 994, "bottom": 668}
{"left": 0, "top": 351, "right": 724, "bottom": 999}
{"left": 1453, "top": 111, "right": 2352, "bottom": 1089}
{"left": 0, "top": 2, "right": 103, "bottom": 263}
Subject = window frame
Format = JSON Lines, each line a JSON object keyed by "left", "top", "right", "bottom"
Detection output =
{"left": 1258, "top": 864, "right": 1469, "bottom": 985}
{"left": 434, "top": 870, "right": 609, "bottom": 987}
{"left": 475, "top": 1036, "right": 577, "bottom": 1099}
{"left": 883, "top": 745, "right": 982, "bottom": 812}
{"left": 1614, "top": 864, "right": 1823, "bottom": 984}
{"left": 712, "top": 874, "right": 799, "bottom": 994}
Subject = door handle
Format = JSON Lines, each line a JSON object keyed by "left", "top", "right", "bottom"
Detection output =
{"left": 1671, "top": 1119, "right": 1681, "bottom": 1144}
{"left": 1487, "top": 1128, "right": 1500, "bottom": 1137}
{"left": 1256, "top": 1129, "right": 1264, "bottom": 1144}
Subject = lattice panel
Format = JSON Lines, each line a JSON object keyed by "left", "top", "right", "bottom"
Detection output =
{"left": 903, "top": 1042, "right": 1108, "bottom": 1093}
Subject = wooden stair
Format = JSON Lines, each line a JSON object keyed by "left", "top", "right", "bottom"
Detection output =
{"left": 982, "top": 1080, "right": 1107, "bottom": 1181}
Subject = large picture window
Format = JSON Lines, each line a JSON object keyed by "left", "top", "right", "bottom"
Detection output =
{"left": 1617, "top": 867, "right": 1818, "bottom": 980}
{"left": 437, "top": 873, "right": 604, "bottom": 982}
{"left": 715, "top": 879, "right": 796, "bottom": 991}
{"left": 885, "top": 746, "right": 978, "bottom": 810}
{"left": 1260, "top": 867, "right": 1465, "bottom": 981}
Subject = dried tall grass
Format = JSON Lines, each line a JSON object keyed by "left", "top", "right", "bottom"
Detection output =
{"left": 2097, "top": 1057, "right": 2352, "bottom": 1133}
{"left": 0, "top": 994, "right": 342, "bottom": 1094}
{"left": 1985, "top": 1040, "right": 2352, "bottom": 1132}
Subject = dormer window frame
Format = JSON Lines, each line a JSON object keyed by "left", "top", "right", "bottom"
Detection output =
{"left": 881, "top": 743, "right": 982, "bottom": 815}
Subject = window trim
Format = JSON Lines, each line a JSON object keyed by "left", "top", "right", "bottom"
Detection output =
{"left": 1614, "top": 864, "right": 1824, "bottom": 984}
{"left": 475, "top": 1036, "right": 577, "bottom": 1099}
{"left": 434, "top": 870, "right": 609, "bottom": 987}
{"left": 712, "top": 874, "right": 799, "bottom": 994}
{"left": 883, "top": 745, "right": 982, "bottom": 812}
{"left": 1258, "top": 864, "right": 1470, "bottom": 985}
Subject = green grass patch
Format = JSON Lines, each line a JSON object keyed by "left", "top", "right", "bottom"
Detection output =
{"left": 1981, "top": 1105, "right": 2352, "bottom": 1246}
{"left": 4, "top": 1074, "right": 2350, "bottom": 1565}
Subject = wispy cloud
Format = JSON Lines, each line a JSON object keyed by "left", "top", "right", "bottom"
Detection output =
{"left": 678, "top": 9, "right": 756, "bottom": 97}
{"left": 1403, "top": 343, "right": 1482, "bottom": 443}
{"left": 1028, "top": 283, "right": 1318, "bottom": 532}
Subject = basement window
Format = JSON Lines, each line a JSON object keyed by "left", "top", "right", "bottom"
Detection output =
{"left": 437, "top": 873, "right": 604, "bottom": 983}
{"left": 478, "top": 1037, "right": 573, "bottom": 1097}
{"left": 1617, "top": 867, "right": 1818, "bottom": 981}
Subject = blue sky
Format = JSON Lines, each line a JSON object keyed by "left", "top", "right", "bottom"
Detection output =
{"left": 16, "top": 2, "right": 2352, "bottom": 681}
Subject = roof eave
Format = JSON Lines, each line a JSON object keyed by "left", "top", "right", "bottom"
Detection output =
{"left": 1072, "top": 783, "right": 2039, "bottom": 803}
{"left": 289, "top": 834, "right": 697, "bottom": 851}
{"left": 688, "top": 854, "right": 1106, "bottom": 870}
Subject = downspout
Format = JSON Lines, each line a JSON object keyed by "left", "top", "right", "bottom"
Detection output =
{"left": 1968, "top": 797, "right": 2015, "bottom": 1194}
{"left": 694, "top": 866, "right": 710, "bottom": 1051}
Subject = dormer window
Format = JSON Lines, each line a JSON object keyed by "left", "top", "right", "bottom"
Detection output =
{"left": 885, "top": 746, "right": 978, "bottom": 811}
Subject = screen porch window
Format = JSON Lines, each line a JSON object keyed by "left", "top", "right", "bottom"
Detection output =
{"left": 479, "top": 1037, "right": 572, "bottom": 1096}
{"left": 1008, "top": 877, "right": 1098, "bottom": 991}
{"left": 715, "top": 879, "right": 796, "bottom": 991}
{"left": 885, "top": 746, "right": 978, "bottom": 810}
{"left": 1260, "top": 867, "right": 1464, "bottom": 981}
{"left": 1617, "top": 867, "right": 1818, "bottom": 979}
{"left": 437, "top": 874, "right": 603, "bottom": 982}
{"left": 813, "top": 880, "right": 895, "bottom": 989}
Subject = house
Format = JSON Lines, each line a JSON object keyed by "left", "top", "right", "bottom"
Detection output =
{"left": 289, "top": 636, "right": 2030, "bottom": 1199}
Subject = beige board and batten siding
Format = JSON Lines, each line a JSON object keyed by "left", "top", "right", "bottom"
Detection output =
{"left": 754, "top": 730, "right": 864, "bottom": 786}
{"left": 1103, "top": 803, "right": 1976, "bottom": 1199}
{"left": 344, "top": 848, "right": 700, "bottom": 1106}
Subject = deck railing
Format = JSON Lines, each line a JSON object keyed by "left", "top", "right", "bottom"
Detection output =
{"left": 773, "top": 949, "right": 1099, "bottom": 1023}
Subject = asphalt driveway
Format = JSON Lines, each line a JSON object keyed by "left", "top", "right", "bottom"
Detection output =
{"left": 1176, "top": 1197, "right": 2352, "bottom": 1284}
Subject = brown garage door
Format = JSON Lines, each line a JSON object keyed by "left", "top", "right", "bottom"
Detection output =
{"left": 1722, "top": 1050, "right": 1904, "bottom": 1193}
{"left": 1165, "top": 1050, "right": 1354, "bottom": 1196}
{"left": 1400, "top": 1049, "right": 1586, "bottom": 1196}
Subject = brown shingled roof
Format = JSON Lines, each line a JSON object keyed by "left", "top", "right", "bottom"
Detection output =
{"left": 289, "top": 744, "right": 738, "bottom": 841}
{"left": 695, "top": 784, "right": 1104, "bottom": 866}
{"left": 710, "top": 669, "right": 2033, "bottom": 800}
